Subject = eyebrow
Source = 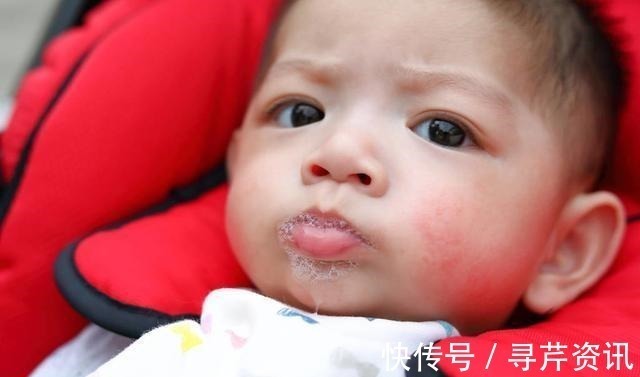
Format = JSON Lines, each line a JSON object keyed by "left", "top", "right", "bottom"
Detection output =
{"left": 267, "top": 57, "right": 348, "bottom": 85}
{"left": 267, "top": 57, "right": 515, "bottom": 112}
{"left": 394, "top": 64, "right": 515, "bottom": 112}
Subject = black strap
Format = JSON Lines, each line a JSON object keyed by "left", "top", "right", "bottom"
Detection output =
{"left": 27, "top": 0, "right": 103, "bottom": 71}
{"left": 54, "top": 164, "right": 227, "bottom": 338}
{"left": 55, "top": 242, "right": 198, "bottom": 339}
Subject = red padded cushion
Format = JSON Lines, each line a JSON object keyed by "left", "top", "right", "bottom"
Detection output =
{"left": 1, "top": 0, "right": 151, "bottom": 183}
{"left": 608, "top": 1, "right": 640, "bottom": 216}
{"left": 0, "top": 0, "right": 279, "bottom": 376}
{"left": 77, "top": 185, "right": 245, "bottom": 316}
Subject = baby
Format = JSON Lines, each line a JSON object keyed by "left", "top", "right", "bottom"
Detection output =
{"left": 225, "top": 0, "right": 626, "bottom": 333}
{"left": 83, "top": 0, "right": 628, "bottom": 375}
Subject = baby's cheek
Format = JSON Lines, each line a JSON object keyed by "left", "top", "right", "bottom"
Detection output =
{"left": 405, "top": 192, "right": 540, "bottom": 329}
{"left": 406, "top": 194, "right": 511, "bottom": 301}
{"left": 410, "top": 195, "right": 468, "bottom": 272}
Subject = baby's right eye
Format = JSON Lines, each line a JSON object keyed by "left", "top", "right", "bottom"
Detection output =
{"left": 274, "top": 102, "right": 325, "bottom": 128}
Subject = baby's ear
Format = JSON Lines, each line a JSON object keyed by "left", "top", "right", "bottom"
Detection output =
{"left": 523, "top": 191, "right": 626, "bottom": 314}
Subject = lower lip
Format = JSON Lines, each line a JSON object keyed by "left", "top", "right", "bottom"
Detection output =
{"left": 291, "top": 223, "right": 363, "bottom": 259}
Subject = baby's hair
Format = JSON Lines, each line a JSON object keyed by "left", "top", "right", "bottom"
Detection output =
{"left": 483, "top": 0, "right": 627, "bottom": 188}
{"left": 253, "top": 0, "right": 298, "bottom": 90}
{"left": 256, "top": 0, "right": 627, "bottom": 189}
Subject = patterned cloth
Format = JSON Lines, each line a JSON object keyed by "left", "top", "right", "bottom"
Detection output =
{"left": 88, "top": 288, "right": 457, "bottom": 377}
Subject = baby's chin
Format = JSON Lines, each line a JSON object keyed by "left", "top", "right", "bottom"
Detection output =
{"left": 274, "top": 279, "right": 410, "bottom": 321}
{"left": 270, "top": 281, "right": 462, "bottom": 325}
{"left": 259, "top": 276, "right": 371, "bottom": 317}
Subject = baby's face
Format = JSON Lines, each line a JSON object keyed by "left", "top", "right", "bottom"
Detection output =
{"left": 226, "top": 0, "right": 573, "bottom": 334}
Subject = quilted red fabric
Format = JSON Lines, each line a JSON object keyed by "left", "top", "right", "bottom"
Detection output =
{"left": 0, "top": 0, "right": 279, "bottom": 376}
{"left": 73, "top": 183, "right": 248, "bottom": 318}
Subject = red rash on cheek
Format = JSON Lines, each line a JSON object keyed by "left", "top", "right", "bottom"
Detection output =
{"left": 411, "top": 198, "right": 467, "bottom": 273}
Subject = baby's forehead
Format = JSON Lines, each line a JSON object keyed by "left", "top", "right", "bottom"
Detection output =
{"left": 276, "top": 0, "right": 517, "bottom": 45}
{"left": 268, "top": 0, "right": 540, "bottom": 108}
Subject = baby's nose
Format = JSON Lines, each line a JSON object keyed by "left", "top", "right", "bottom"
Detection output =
{"left": 300, "top": 132, "right": 389, "bottom": 197}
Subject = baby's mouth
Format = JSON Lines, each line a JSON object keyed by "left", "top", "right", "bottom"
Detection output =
{"left": 282, "top": 248, "right": 358, "bottom": 282}
{"left": 277, "top": 209, "right": 373, "bottom": 281}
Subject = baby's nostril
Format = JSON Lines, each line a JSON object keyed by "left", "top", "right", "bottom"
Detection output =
{"left": 311, "top": 164, "right": 329, "bottom": 176}
{"left": 357, "top": 173, "right": 371, "bottom": 185}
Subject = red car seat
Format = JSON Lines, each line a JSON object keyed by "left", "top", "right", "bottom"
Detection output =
{"left": 0, "top": 0, "right": 279, "bottom": 375}
{"left": 0, "top": 0, "right": 637, "bottom": 376}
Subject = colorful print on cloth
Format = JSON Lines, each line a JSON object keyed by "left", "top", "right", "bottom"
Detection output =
{"left": 276, "top": 307, "right": 319, "bottom": 324}
{"left": 436, "top": 320, "right": 456, "bottom": 337}
{"left": 88, "top": 289, "right": 457, "bottom": 377}
{"left": 169, "top": 322, "right": 204, "bottom": 353}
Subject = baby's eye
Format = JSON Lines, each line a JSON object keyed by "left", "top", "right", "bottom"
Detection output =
{"left": 275, "top": 102, "right": 325, "bottom": 128}
{"left": 412, "top": 118, "right": 466, "bottom": 147}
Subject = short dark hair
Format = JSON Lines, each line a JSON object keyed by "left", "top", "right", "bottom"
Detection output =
{"left": 483, "top": 0, "right": 627, "bottom": 188}
{"left": 253, "top": 0, "right": 297, "bottom": 90}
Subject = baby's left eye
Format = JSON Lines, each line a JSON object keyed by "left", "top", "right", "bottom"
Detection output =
{"left": 274, "top": 101, "right": 324, "bottom": 128}
{"left": 412, "top": 118, "right": 467, "bottom": 148}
